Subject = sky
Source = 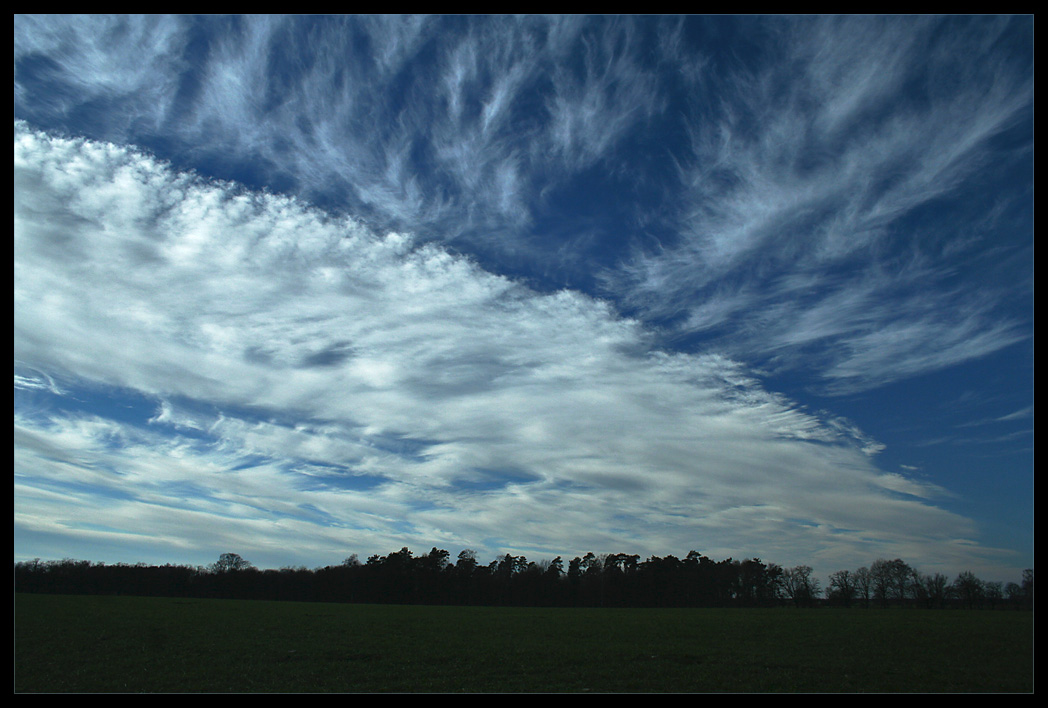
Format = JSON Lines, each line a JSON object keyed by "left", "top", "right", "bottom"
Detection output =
{"left": 14, "top": 15, "right": 1034, "bottom": 584}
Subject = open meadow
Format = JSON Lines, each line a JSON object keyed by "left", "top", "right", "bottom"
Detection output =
{"left": 15, "top": 593, "right": 1032, "bottom": 693}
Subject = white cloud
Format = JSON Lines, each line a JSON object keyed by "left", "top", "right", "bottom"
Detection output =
{"left": 13, "top": 122, "right": 995, "bottom": 577}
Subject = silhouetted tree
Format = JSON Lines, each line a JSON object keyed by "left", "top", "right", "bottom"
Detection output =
{"left": 827, "top": 569, "right": 856, "bottom": 607}
{"left": 456, "top": 549, "right": 478, "bottom": 572}
{"left": 1004, "top": 581, "right": 1024, "bottom": 609}
{"left": 983, "top": 580, "right": 1004, "bottom": 609}
{"left": 870, "top": 558, "right": 912, "bottom": 606}
{"left": 737, "top": 559, "right": 782, "bottom": 607}
{"left": 211, "top": 553, "right": 253, "bottom": 573}
{"left": 782, "top": 565, "right": 820, "bottom": 607}
{"left": 953, "top": 571, "right": 985, "bottom": 609}
{"left": 911, "top": 571, "right": 950, "bottom": 609}
{"left": 853, "top": 566, "right": 873, "bottom": 608}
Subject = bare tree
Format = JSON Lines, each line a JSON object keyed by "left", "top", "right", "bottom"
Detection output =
{"left": 853, "top": 566, "right": 873, "bottom": 608}
{"left": 952, "top": 571, "right": 985, "bottom": 609}
{"left": 827, "top": 569, "right": 856, "bottom": 607}
{"left": 912, "top": 570, "right": 950, "bottom": 609}
{"left": 870, "top": 558, "right": 912, "bottom": 606}
{"left": 983, "top": 580, "right": 1003, "bottom": 609}
{"left": 782, "top": 565, "right": 820, "bottom": 607}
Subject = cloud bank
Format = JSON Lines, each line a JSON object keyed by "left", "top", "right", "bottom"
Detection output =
{"left": 14, "top": 122, "right": 1001, "bottom": 575}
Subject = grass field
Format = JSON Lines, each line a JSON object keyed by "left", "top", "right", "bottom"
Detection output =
{"left": 14, "top": 593, "right": 1033, "bottom": 693}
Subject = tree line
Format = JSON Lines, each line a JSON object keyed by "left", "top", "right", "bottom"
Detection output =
{"left": 14, "top": 549, "right": 1033, "bottom": 610}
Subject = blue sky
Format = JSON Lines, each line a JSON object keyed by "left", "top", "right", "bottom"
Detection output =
{"left": 14, "top": 15, "right": 1033, "bottom": 583}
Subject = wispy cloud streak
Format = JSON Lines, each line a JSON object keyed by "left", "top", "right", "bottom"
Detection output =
{"left": 607, "top": 15, "right": 1032, "bottom": 391}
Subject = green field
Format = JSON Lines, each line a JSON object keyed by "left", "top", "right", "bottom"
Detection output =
{"left": 15, "top": 593, "right": 1033, "bottom": 693}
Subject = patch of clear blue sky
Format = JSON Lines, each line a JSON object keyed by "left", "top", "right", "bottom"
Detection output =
{"left": 15, "top": 369, "right": 159, "bottom": 430}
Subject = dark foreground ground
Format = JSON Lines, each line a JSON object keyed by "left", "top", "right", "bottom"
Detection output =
{"left": 15, "top": 593, "right": 1033, "bottom": 693}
